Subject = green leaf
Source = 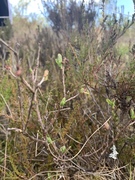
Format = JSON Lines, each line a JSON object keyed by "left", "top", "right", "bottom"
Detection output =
{"left": 80, "top": 87, "right": 89, "bottom": 95}
{"left": 106, "top": 98, "right": 115, "bottom": 109}
{"left": 80, "top": 87, "right": 84, "bottom": 93}
{"left": 130, "top": 108, "right": 135, "bottom": 120}
{"left": 46, "top": 136, "right": 53, "bottom": 144}
{"left": 60, "top": 145, "right": 66, "bottom": 153}
{"left": 55, "top": 53, "right": 63, "bottom": 69}
{"left": 47, "top": 172, "right": 51, "bottom": 180}
{"left": 60, "top": 97, "right": 66, "bottom": 106}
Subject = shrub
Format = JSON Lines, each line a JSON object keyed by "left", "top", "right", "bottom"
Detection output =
{"left": 0, "top": 0, "right": 135, "bottom": 179}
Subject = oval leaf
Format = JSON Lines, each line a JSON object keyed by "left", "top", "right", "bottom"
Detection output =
{"left": 46, "top": 136, "right": 53, "bottom": 144}
{"left": 55, "top": 53, "right": 63, "bottom": 69}
{"left": 130, "top": 108, "right": 135, "bottom": 120}
{"left": 60, "top": 145, "right": 66, "bottom": 153}
{"left": 60, "top": 97, "right": 66, "bottom": 106}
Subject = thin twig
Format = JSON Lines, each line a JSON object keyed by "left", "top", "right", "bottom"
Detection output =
{"left": 3, "top": 130, "right": 8, "bottom": 180}
{"left": 66, "top": 134, "right": 83, "bottom": 145}
{"left": 34, "top": 43, "right": 41, "bottom": 84}
{"left": 50, "top": 107, "right": 71, "bottom": 113}
{"left": 24, "top": 92, "right": 35, "bottom": 131}
{"left": 0, "top": 38, "right": 19, "bottom": 65}
{"left": 7, "top": 128, "right": 22, "bottom": 132}
{"left": 62, "top": 65, "right": 66, "bottom": 98}
{"left": 0, "top": 38, "right": 18, "bottom": 56}
{"left": 21, "top": 77, "right": 34, "bottom": 93}
{"left": 65, "top": 93, "right": 79, "bottom": 103}
{"left": 9, "top": 69, "right": 17, "bottom": 78}
{"left": 0, "top": 94, "right": 12, "bottom": 117}
{"left": 0, "top": 125, "right": 8, "bottom": 180}
{"left": 35, "top": 90, "right": 44, "bottom": 130}
{"left": 35, "top": 131, "right": 39, "bottom": 157}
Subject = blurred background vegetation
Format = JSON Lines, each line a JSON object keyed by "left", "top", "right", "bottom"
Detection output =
{"left": 0, "top": 0, "right": 135, "bottom": 179}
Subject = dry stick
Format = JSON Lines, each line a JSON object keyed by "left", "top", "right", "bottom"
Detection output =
{"left": 66, "top": 134, "right": 83, "bottom": 145}
{"left": 50, "top": 107, "right": 71, "bottom": 113}
{"left": 9, "top": 69, "right": 17, "bottom": 78}
{"left": 34, "top": 43, "right": 41, "bottom": 84}
{"left": 0, "top": 38, "right": 19, "bottom": 68}
{"left": 21, "top": 77, "right": 34, "bottom": 93}
{"left": 16, "top": 78, "right": 24, "bottom": 123}
{"left": 35, "top": 131, "right": 39, "bottom": 157}
{"left": 0, "top": 124, "right": 8, "bottom": 180}
{"left": 35, "top": 89, "right": 45, "bottom": 130}
{"left": 65, "top": 93, "right": 79, "bottom": 103}
{"left": 7, "top": 128, "right": 22, "bottom": 132}
{"left": 0, "top": 94, "right": 12, "bottom": 117}
{"left": 24, "top": 92, "right": 35, "bottom": 131}
{"left": 62, "top": 65, "right": 66, "bottom": 98}
{"left": 0, "top": 38, "right": 18, "bottom": 56}
{"left": 21, "top": 76, "right": 35, "bottom": 131}
{"left": 3, "top": 134, "right": 8, "bottom": 180}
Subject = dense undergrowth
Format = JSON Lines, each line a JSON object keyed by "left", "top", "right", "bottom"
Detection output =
{"left": 0, "top": 0, "right": 135, "bottom": 179}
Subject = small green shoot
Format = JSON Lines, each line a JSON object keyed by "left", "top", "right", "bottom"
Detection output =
{"left": 60, "top": 145, "right": 66, "bottom": 153}
{"left": 47, "top": 172, "right": 51, "bottom": 180}
{"left": 106, "top": 98, "right": 115, "bottom": 109}
{"left": 46, "top": 135, "right": 53, "bottom": 144}
{"left": 60, "top": 97, "right": 66, "bottom": 106}
{"left": 130, "top": 108, "right": 135, "bottom": 120}
{"left": 80, "top": 87, "right": 89, "bottom": 95}
{"left": 55, "top": 53, "right": 63, "bottom": 69}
